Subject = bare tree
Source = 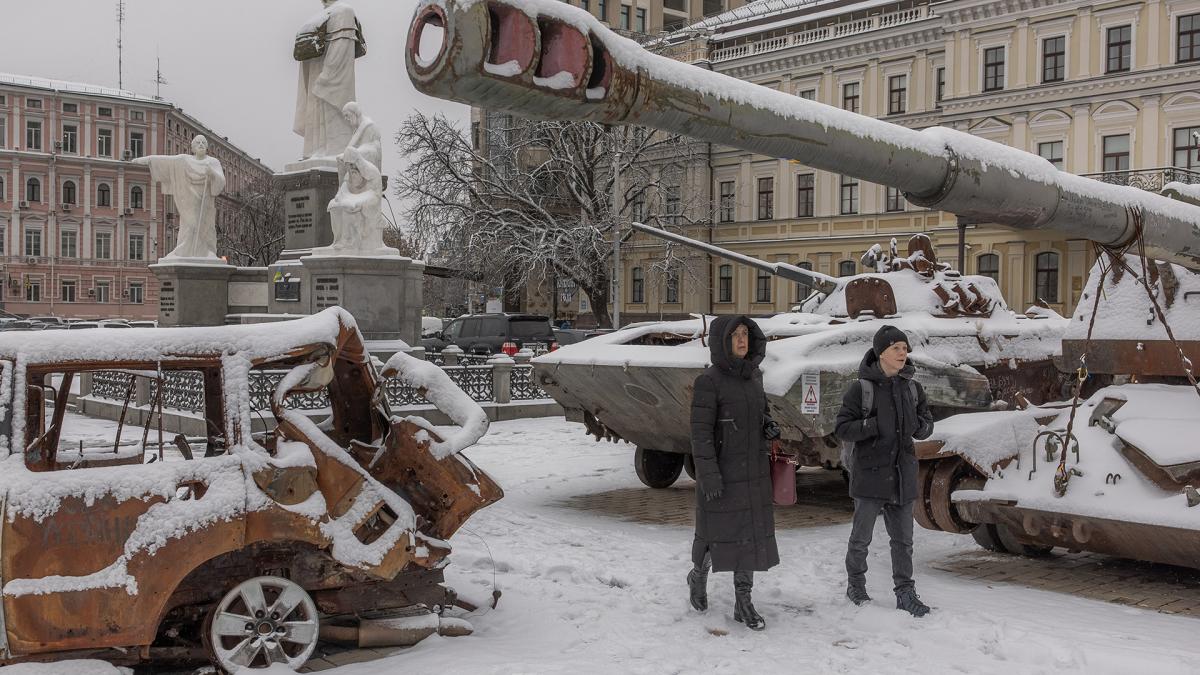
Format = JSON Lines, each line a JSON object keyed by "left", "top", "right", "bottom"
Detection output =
{"left": 394, "top": 111, "right": 706, "bottom": 327}
{"left": 216, "top": 176, "right": 285, "bottom": 267}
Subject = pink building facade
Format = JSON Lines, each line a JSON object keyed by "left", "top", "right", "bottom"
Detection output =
{"left": 0, "top": 73, "right": 274, "bottom": 320}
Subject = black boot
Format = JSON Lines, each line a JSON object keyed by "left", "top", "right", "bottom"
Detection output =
{"left": 687, "top": 552, "right": 711, "bottom": 611}
{"left": 732, "top": 571, "right": 765, "bottom": 630}
{"left": 846, "top": 583, "right": 872, "bottom": 606}
{"left": 895, "top": 588, "right": 930, "bottom": 617}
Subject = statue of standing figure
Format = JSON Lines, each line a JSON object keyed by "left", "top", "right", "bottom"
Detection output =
{"left": 132, "top": 135, "right": 225, "bottom": 261}
{"left": 294, "top": 0, "right": 366, "bottom": 161}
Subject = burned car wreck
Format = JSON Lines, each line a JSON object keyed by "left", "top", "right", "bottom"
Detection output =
{"left": 0, "top": 307, "right": 502, "bottom": 672}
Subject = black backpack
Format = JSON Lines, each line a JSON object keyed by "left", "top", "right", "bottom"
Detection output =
{"left": 838, "top": 378, "right": 917, "bottom": 470}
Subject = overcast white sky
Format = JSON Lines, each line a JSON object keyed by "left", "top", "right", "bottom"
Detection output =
{"left": 0, "top": 0, "right": 469, "bottom": 173}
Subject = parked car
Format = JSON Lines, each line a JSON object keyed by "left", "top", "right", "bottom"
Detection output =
{"left": 127, "top": 320, "right": 158, "bottom": 328}
{"left": 66, "top": 322, "right": 101, "bottom": 330}
{"left": 422, "top": 313, "right": 555, "bottom": 355}
{"left": 0, "top": 307, "right": 502, "bottom": 671}
{"left": 28, "top": 316, "right": 67, "bottom": 326}
{"left": 421, "top": 316, "right": 445, "bottom": 338}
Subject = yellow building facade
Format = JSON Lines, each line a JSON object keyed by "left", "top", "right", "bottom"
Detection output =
{"left": 617, "top": 0, "right": 1200, "bottom": 324}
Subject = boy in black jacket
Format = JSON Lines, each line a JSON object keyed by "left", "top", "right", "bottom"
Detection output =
{"left": 835, "top": 325, "right": 934, "bottom": 617}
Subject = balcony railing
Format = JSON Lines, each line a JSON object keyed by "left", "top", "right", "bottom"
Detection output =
{"left": 711, "top": 5, "right": 933, "bottom": 64}
{"left": 1081, "top": 167, "right": 1200, "bottom": 192}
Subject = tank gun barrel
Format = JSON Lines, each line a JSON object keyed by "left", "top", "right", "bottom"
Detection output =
{"left": 630, "top": 222, "right": 838, "bottom": 295}
{"left": 406, "top": 0, "right": 1200, "bottom": 272}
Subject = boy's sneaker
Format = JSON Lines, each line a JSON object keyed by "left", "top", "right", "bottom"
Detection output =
{"left": 896, "top": 589, "right": 930, "bottom": 617}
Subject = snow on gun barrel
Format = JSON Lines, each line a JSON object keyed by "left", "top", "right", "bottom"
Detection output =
{"left": 0, "top": 307, "right": 502, "bottom": 669}
{"left": 405, "top": 0, "right": 1200, "bottom": 271}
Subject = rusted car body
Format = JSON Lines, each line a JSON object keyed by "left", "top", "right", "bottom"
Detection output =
{"left": 0, "top": 307, "right": 501, "bottom": 670}
{"left": 402, "top": 0, "right": 1200, "bottom": 567}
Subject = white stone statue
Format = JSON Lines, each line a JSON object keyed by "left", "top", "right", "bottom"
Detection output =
{"left": 294, "top": 0, "right": 366, "bottom": 161}
{"left": 341, "top": 101, "right": 381, "bottom": 173}
{"left": 311, "top": 146, "right": 399, "bottom": 257}
{"left": 132, "top": 135, "right": 225, "bottom": 261}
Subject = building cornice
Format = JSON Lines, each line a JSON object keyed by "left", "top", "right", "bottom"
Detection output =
{"left": 718, "top": 26, "right": 945, "bottom": 79}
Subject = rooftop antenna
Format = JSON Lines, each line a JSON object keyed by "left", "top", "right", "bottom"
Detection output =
{"left": 153, "top": 50, "right": 169, "bottom": 100}
{"left": 116, "top": 0, "right": 126, "bottom": 89}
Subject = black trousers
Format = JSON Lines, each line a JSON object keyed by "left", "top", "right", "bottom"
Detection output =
{"left": 845, "top": 497, "right": 914, "bottom": 593}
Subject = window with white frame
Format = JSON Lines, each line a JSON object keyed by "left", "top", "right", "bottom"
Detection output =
{"left": 62, "top": 180, "right": 77, "bottom": 205}
{"left": 1102, "top": 134, "right": 1130, "bottom": 172}
{"left": 95, "top": 280, "right": 111, "bottom": 303}
{"left": 60, "top": 230, "right": 77, "bottom": 258}
{"left": 718, "top": 181, "right": 735, "bottom": 222}
{"left": 62, "top": 124, "right": 77, "bottom": 153}
{"left": 128, "top": 281, "right": 144, "bottom": 304}
{"left": 97, "top": 128, "right": 113, "bottom": 157}
{"left": 24, "top": 227, "right": 42, "bottom": 256}
{"left": 983, "top": 46, "right": 1005, "bottom": 92}
{"left": 97, "top": 183, "right": 111, "bottom": 207}
{"left": 26, "top": 177, "right": 41, "bottom": 203}
{"left": 1043, "top": 36, "right": 1066, "bottom": 83}
{"left": 885, "top": 186, "right": 905, "bottom": 212}
{"left": 98, "top": 106, "right": 112, "bottom": 118}
{"left": 95, "top": 231, "right": 112, "bottom": 259}
{"left": 25, "top": 277, "right": 40, "bottom": 302}
{"left": 62, "top": 102, "right": 78, "bottom": 114}
{"left": 757, "top": 177, "right": 774, "bottom": 220}
{"left": 1038, "top": 141, "right": 1064, "bottom": 169}
{"left": 25, "top": 119, "right": 42, "bottom": 150}
{"left": 130, "top": 185, "right": 144, "bottom": 209}
{"left": 1172, "top": 126, "right": 1200, "bottom": 170}
{"left": 1180, "top": 13, "right": 1200, "bottom": 63}
{"left": 129, "top": 131, "right": 144, "bottom": 159}
{"left": 1035, "top": 251, "right": 1059, "bottom": 303}
{"left": 888, "top": 75, "right": 907, "bottom": 115}
{"left": 842, "top": 82, "right": 860, "bottom": 113}
{"left": 60, "top": 279, "right": 77, "bottom": 303}
{"left": 128, "top": 233, "right": 145, "bottom": 261}
{"left": 1106, "top": 25, "right": 1131, "bottom": 73}
{"left": 0, "top": 117, "right": 6, "bottom": 148}
{"left": 25, "top": 98, "right": 42, "bottom": 110}
{"left": 839, "top": 175, "right": 859, "bottom": 214}
{"left": 718, "top": 264, "right": 733, "bottom": 303}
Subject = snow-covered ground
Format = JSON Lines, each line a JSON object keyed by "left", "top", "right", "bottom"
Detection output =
{"left": 10, "top": 417, "right": 1200, "bottom": 674}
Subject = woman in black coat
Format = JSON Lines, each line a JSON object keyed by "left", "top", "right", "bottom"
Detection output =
{"left": 687, "top": 315, "right": 780, "bottom": 630}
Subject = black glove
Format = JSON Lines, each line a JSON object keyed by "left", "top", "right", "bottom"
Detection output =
{"left": 763, "top": 418, "right": 781, "bottom": 441}
{"left": 863, "top": 417, "right": 879, "bottom": 438}
{"left": 701, "top": 474, "right": 724, "bottom": 501}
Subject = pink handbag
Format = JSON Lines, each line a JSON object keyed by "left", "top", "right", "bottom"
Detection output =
{"left": 770, "top": 442, "right": 796, "bottom": 506}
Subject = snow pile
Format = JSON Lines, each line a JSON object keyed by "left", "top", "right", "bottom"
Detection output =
{"left": 1164, "top": 181, "right": 1200, "bottom": 203}
{"left": 926, "top": 407, "right": 1049, "bottom": 475}
{"left": 1, "top": 661, "right": 132, "bottom": 675}
{"left": 1065, "top": 255, "right": 1200, "bottom": 341}
{"left": 383, "top": 351, "right": 489, "bottom": 459}
{"left": 956, "top": 384, "right": 1200, "bottom": 530}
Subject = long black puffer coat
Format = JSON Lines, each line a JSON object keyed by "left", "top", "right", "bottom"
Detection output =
{"left": 689, "top": 315, "right": 780, "bottom": 573}
{"left": 834, "top": 348, "right": 934, "bottom": 503}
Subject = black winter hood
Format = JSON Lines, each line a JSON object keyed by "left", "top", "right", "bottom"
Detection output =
{"left": 709, "top": 315, "right": 766, "bottom": 379}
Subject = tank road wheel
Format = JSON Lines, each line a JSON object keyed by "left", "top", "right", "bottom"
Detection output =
{"left": 928, "top": 458, "right": 984, "bottom": 535}
{"left": 683, "top": 454, "right": 697, "bottom": 480}
{"left": 205, "top": 576, "right": 320, "bottom": 673}
{"left": 913, "top": 461, "right": 940, "bottom": 531}
{"left": 971, "top": 524, "right": 1006, "bottom": 552}
{"left": 634, "top": 447, "right": 684, "bottom": 489}
{"left": 994, "top": 524, "right": 1055, "bottom": 558}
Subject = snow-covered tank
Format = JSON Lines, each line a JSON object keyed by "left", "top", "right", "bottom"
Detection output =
{"left": 403, "top": 0, "right": 1200, "bottom": 570}
{"left": 531, "top": 225, "right": 1068, "bottom": 487}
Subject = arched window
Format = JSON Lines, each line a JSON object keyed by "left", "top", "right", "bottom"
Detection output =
{"left": 1035, "top": 251, "right": 1059, "bottom": 303}
{"left": 62, "top": 180, "right": 77, "bottom": 205}
{"left": 631, "top": 267, "right": 644, "bottom": 303}
{"left": 839, "top": 260, "right": 856, "bottom": 277}
{"left": 977, "top": 253, "right": 1000, "bottom": 282}
{"left": 718, "top": 264, "right": 733, "bottom": 303}
{"left": 97, "top": 183, "right": 111, "bottom": 207}
{"left": 130, "top": 186, "right": 144, "bottom": 209}
{"left": 26, "top": 177, "right": 41, "bottom": 203}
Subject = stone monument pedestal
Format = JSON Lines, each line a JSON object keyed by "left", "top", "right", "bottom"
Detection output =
{"left": 150, "top": 261, "right": 235, "bottom": 327}
{"left": 271, "top": 254, "right": 424, "bottom": 344}
{"left": 273, "top": 167, "right": 340, "bottom": 260}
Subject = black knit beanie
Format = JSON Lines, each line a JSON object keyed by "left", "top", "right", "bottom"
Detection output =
{"left": 873, "top": 324, "right": 910, "bottom": 357}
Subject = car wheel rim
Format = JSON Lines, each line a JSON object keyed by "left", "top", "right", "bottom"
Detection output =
{"left": 210, "top": 576, "right": 319, "bottom": 672}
